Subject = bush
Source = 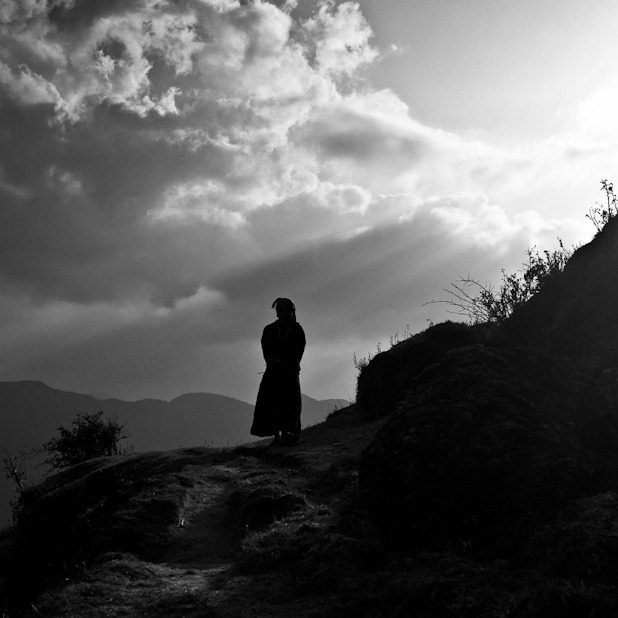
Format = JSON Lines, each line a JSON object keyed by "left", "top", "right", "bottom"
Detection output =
{"left": 427, "top": 241, "right": 574, "bottom": 324}
{"left": 428, "top": 180, "right": 618, "bottom": 325}
{"left": 44, "top": 410, "right": 128, "bottom": 470}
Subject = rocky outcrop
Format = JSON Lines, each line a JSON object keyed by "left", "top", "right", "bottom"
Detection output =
{"left": 359, "top": 215, "right": 618, "bottom": 555}
{"left": 359, "top": 345, "right": 618, "bottom": 552}
{"left": 356, "top": 321, "right": 497, "bottom": 419}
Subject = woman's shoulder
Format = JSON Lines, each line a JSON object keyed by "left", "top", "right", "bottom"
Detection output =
{"left": 263, "top": 320, "right": 304, "bottom": 332}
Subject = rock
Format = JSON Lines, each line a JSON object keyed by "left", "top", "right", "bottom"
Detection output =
{"left": 359, "top": 345, "right": 618, "bottom": 552}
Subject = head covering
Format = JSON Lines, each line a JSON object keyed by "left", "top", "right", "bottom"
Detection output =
{"left": 272, "top": 297, "right": 296, "bottom": 321}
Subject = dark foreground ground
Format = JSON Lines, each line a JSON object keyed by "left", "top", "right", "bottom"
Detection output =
{"left": 2, "top": 403, "right": 618, "bottom": 617}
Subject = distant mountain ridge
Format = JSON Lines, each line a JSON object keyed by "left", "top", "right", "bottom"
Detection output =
{"left": 0, "top": 380, "right": 347, "bottom": 524}
{"left": 0, "top": 380, "right": 346, "bottom": 449}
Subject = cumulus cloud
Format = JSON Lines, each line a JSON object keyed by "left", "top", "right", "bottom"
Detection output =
{"left": 303, "top": 0, "right": 376, "bottom": 76}
{"left": 0, "top": 0, "right": 612, "bottom": 401}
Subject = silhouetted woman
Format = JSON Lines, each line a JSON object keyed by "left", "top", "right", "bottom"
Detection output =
{"left": 251, "top": 298, "right": 306, "bottom": 445}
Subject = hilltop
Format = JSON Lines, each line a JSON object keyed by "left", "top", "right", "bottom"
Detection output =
{"left": 4, "top": 217, "right": 618, "bottom": 615}
{"left": 1, "top": 405, "right": 389, "bottom": 617}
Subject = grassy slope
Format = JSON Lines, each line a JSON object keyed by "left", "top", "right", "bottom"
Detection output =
{"left": 3, "top": 404, "right": 618, "bottom": 617}
{"left": 1, "top": 406, "right": 386, "bottom": 617}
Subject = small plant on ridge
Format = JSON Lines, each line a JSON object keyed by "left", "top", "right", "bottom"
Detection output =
{"left": 427, "top": 241, "right": 574, "bottom": 324}
{"left": 43, "top": 409, "right": 129, "bottom": 470}
{"left": 586, "top": 179, "right": 618, "bottom": 234}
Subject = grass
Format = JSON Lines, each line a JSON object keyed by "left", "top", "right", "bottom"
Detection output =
{"left": 28, "top": 553, "right": 213, "bottom": 618}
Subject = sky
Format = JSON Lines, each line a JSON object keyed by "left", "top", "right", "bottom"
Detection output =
{"left": 1, "top": 0, "right": 618, "bottom": 404}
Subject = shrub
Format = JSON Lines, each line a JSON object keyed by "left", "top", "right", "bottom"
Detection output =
{"left": 43, "top": 410, "right": 128, "bottom": 470}
{"left": 1, "top": 447, "right": 43, "bottom": 522}
{"left": 425, "top": 180, "right": 618, "bottom": 325}
{"left": 427, "top": 241, "right": 574, "bottom": 324}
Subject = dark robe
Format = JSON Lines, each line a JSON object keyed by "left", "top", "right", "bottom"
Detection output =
{"left": 251, "top": 319, "right": 306, "bottom": 437}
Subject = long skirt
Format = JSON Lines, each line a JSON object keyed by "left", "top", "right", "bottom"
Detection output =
{"left": 251, "top": 363, "right": 302, "bottom": 437}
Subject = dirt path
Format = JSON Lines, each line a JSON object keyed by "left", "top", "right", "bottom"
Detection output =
{"left": 153, "top": 405, "right": 387, "bottom": 617}
{"left": 156, "top": 464, "right": 241, "bottom": 569}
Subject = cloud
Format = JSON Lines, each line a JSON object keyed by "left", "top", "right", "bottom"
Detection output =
{"left": 303, "top": 0, "right": 377, "bottom": 76}
{"left": 0, "top": 187, "right": 582, "bottom": 401}
{"left": 0, "top": 0, "right": 612, "bottom": 402}
{"left": 0, "top": 61, "right": 62, "bottom": 106}
{"left": 0, "top": 0, "right": 380, "bottom": 300}
{"left": 217, "top": 194, "right": 585, "bottom": 345}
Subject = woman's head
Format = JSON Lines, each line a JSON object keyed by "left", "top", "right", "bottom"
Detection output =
{"left": 272, "top": 297, "right": 296, "bottom": 322}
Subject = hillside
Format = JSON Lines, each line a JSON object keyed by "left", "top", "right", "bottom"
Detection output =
{"left": 1, "top": 405, "right": 390, "bottom": 617}
{"left": 4, "top": 392, "right": 618, "bottom": 617}
{"left": 507, "top": 214, "right": 618, "bottom": 366}
{"left": 5, "top": 217, "right": 618, "bottom": 615}
{"left": 0, "top": 382, "right": 347, "bottom": 525}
